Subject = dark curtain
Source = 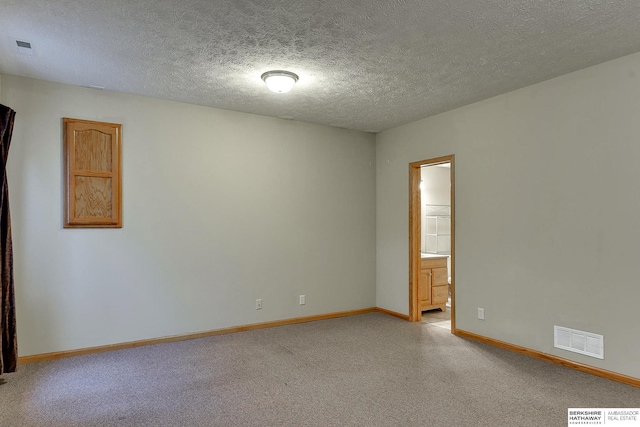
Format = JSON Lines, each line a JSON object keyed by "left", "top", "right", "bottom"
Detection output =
{"left": 0, "top": 103, "right": 16, "bottom": 375}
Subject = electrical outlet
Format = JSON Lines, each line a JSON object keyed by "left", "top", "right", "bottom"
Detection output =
{"left": 299, "top": 295, "right": 306, "bottom": 305}
{"left": 478, "top": 308, "right": 485, "bottom": 320}
{"left": 256, "top": 299, "right": 262, "bottom": 310}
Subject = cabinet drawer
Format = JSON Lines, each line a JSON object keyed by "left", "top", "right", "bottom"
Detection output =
{"left": 421, "top": 257, "right": 447, "bottom": 269}
{"left": 432, "top": 267, "right": 448, "bottom": 286}
{"left": 432, "top": 285, "right": 448, "bottom": 304}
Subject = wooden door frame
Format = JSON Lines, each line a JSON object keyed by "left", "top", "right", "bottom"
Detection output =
{"left": 409, "top": 155, "right": 455, "bottom": 330}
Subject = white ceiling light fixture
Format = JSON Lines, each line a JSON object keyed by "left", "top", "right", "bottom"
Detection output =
{"left": 261, "top": 70, "right": 299, "bottom": 93}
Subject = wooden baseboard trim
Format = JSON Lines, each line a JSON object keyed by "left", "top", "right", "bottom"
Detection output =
{"left": 454, "top": 329, "right": 640, "bottom": 388}
{"left": 18, "top": 307, "right": 377, "bottom": 365}
{"left": 376, "top": 307, "right": 410, "bottom": 321}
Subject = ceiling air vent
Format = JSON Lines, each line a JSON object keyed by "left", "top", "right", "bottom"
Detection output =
{"left": 16, "top": 40, "right": 33, "bottom": 55}
{"left": 554, "top": 325, "right": 604, "bottom": 359}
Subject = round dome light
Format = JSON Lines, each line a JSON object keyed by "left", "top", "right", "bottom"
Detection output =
{"left": 261, "top": 70, "right": 299, "bottom": 93}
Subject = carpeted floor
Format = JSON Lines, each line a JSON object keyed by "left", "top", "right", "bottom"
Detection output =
{"left": 1, "top": 313, "right": 638, "bottom": 426}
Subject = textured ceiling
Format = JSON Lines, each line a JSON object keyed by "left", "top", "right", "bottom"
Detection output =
{"left": 1, "top": 1, "right": 640, "bottom": 133}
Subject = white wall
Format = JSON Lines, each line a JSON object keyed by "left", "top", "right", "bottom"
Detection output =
{"left": 1, "top": 75, "right": 377, "bottom": 356}
{"left": 376, "top": 51, "right": 640, "bottom": 378}
{"left": 420, "top": 165, "right": 450, "bottom": 206}
{"left": 420, "top": 165, "right": 451, "bottom": 253}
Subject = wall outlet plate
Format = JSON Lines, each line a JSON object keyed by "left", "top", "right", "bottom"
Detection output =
{"left": 256, "top": 299, "right": 262, "bottom": 310}
{"left": 478, "top": 308, "right": 485, "bottom": 320}
{"left": 299, "top": 295, "right": 306, "bottom": 305}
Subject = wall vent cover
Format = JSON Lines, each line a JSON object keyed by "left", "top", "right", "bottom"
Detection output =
{"left": 554, "top": 326, "right": 604, "bottom": 359}
{"left": 15, "top": 39, "right": 33, "bottom": 55}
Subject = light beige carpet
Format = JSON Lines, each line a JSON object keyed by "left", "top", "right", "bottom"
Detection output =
{"left": 1, "top": 313, "right": 638, "bottom": 426}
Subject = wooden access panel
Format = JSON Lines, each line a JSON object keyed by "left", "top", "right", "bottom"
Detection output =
{"left": 63, "top": 118, "right": 122, "bottom": 228}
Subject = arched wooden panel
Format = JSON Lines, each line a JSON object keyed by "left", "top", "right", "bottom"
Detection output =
{"left": 63, "top": 118, "right": 122, "bottom": 228}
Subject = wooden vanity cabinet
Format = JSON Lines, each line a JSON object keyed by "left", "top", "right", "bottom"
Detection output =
{"left": 420, "top": 256, "right": 449, "bottom": 312}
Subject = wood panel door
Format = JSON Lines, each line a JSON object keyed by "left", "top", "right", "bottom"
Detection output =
{"left": 63, "top": 118, "right": 122, "bottom": 228}
{"left": 419, "top": 268, "right": 431, "bottom": 307}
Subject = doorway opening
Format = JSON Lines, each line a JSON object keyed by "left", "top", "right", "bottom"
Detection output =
{"left": 409, "top": 155, "right": 455, "bottom": 331}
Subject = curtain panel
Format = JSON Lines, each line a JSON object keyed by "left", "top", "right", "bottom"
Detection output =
{"left": 0, "top": 103, "right": 17, "bottom": 376}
